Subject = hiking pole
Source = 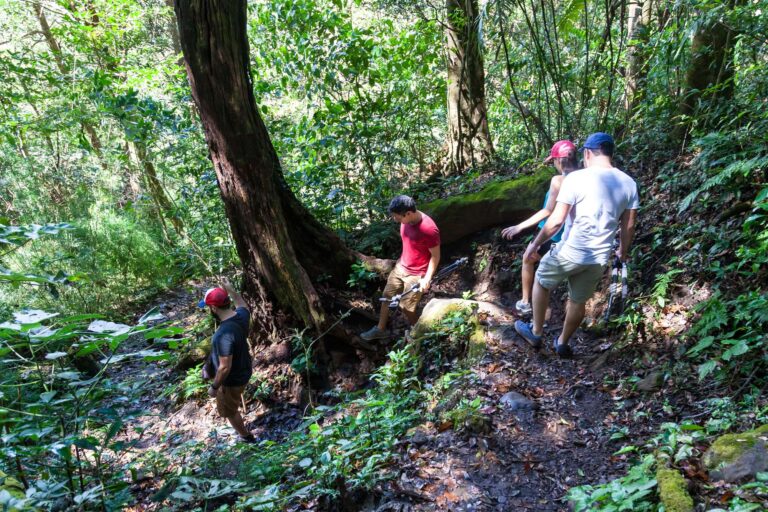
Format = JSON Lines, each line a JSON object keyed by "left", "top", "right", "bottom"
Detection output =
{"left": 604, "top": 255, "right": 622, "bottom": 323}
{"left": 620, "top": 259, "right": 628, "bottom": 313}
{"left": 379, "top": 257, "right": 469, "bottom": 311}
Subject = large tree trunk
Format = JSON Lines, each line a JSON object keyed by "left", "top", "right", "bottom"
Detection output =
{"left": 679, "top": 0, "right": 741, "bottom": 123}
{"left": 445, "top": 0, "right": 494, "bottom": 175}
{"left": 174, "top": 0, "right": 356, "bottom": 331}
{"left": 624, "top": 0, "right": 653, "bottom": 113}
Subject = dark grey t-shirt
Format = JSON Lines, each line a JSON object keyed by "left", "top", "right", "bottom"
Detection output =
{"left": 211, "top": 307, "right": 252, "bottom": 387}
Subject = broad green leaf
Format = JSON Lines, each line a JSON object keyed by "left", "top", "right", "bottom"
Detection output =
{"left": 698, "top": 360, "right": 718, "bottom": 380}
{"left": 721, "top": 339, "right": 750, "bottom": 360}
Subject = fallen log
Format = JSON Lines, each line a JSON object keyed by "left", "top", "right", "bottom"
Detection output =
{"left": 423, "top": 170, "right": 553, "bottom": 244}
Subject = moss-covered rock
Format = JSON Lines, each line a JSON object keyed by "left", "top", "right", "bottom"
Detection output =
{"left": 656, "top": 468, "right": 694, "bottom": 512}
{"left": 703, "top": 424, "right": 768, "bottom": 482}
{"left": 0, "top": 470, "right": 28, "bottom": 511}
{"left": 423, "top": 171, "right": 553, "bottom": 244}
{"left": 410, "top": 298, "right": 496, "bottom": 366}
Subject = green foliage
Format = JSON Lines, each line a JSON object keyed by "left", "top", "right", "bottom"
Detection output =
{"left": 0, "top": 221, "right": 74, "bottom": 286}
{"left": 568, "top": 454, "right": 658, "bottom": 512}
{"left": 346, "top": 260, "right": 377, "bottom": 289}
{"left": 249, "top": 0, "right": 444, "bottom": 234}
{"left": 289, "top": 329, "right": 318, "bottom": 376}
{"left": 443, "top": 397, "right": 486, "bottom": 433}
{"left": 250, "top": 377, "right": 274, "bottom": 402}
{"left": 239, "top": 347, "right": 422, "bottom": 510}
{"left": 418, "top": 307, "right": 477, "bottom": 371}
{"left": 686, "top": 291, "right": 768, "bottom": 381}
{"left": 182, "top": 364, "right": 208, "bottom": 400}
{"left": 569, "top": 397, "right": 768, "bottom": 511}
{"left": 650, "top": 268, "right": 684, "bottom": 309}
{"left": 0, "top": 307, "right": 172, "bottom": 510}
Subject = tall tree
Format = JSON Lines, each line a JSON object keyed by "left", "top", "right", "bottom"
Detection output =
{"left": 445, "top": 0, "right": 494, "bottom": 174}
{"left": 173, "top": 0, "right": 357, "bottom": 331}
{"left": 680, "top": 0, "right": 742, "bottom": 127}
{"left": 624, "top": 0, "right": 653, "bottom": 114}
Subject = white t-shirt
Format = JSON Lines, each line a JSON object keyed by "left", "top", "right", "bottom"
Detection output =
{"left": 556, "top": 166, "right": 640, "bottom": 265}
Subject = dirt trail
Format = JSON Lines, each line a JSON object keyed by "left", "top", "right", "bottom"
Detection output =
{"left": 102, "top": 237, "right": 671, "bottom": 510}
{"left": 361, "top": 238, "right": 656, "bottom": 511}
{"left": 369, "top": 321, "right": 627, "bottom": 511}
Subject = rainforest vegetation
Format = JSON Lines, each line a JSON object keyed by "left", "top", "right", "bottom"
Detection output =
{"left": 0, "top": 0, "right": 766, "bottom": 510}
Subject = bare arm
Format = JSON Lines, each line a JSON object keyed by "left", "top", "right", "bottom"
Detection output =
{"left": 209, "top": 355, "right": 232, "bottom": 395}
{"left": 617, "top": 209, "right": 638, "bottom": 262}
{"left": 501, "top": 176, "right": 563, "bottom": 239}
{"left": 221, "top": 277, "right": 247, "bottom": 309}
{"left": 523, "top": 201, "right": 571, "bottom": 262}
{"left": 419, "top": 245, "right": 441, "bottom": 292}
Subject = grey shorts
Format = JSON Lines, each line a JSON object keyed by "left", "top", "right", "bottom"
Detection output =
{"left": 535, "top": 246, "right": 605, "bottom": 304}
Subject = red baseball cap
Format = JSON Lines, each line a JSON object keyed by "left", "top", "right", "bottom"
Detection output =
{"left": 543, "top": 140, "right": 577, "bottom": 163}
{"left": 198, "top": 287, "right": 230, "bottom": 308}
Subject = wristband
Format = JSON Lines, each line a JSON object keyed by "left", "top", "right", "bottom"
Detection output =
{"left": 211, "top": 384, "right": 220, "bottom": 390}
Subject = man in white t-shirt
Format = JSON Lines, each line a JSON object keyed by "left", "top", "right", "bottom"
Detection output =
{"left": 514, "top": 132, "right": 639, "bottom": 358}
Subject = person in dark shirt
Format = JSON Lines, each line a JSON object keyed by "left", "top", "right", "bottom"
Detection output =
{"left": 198, "top": 278, "right": 254, "bottom": 443}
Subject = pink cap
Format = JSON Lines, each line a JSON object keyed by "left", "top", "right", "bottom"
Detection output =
{"left": 544, "top": 140, "right": 577, "bottom": 163}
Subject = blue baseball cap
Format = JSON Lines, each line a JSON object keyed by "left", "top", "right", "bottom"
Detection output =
{"left": 581, "top": 132, "right": 614, "bottom": 151}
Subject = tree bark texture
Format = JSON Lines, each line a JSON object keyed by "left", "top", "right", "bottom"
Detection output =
{"left": 174, "top": 0, "right": 356, "bottom": 331}
{"left": 680, "top": 0, "right": 740, "bottom": 120}
{"left": 445, "top": 0, "right": 494, "bottom": 175}
{"left": 624, "top": 0, "right": 653, "bottom": 113}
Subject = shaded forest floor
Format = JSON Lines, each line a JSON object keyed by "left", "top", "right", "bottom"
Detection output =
{"left": 102, "top": 225, "right": 714, "bottom": 511}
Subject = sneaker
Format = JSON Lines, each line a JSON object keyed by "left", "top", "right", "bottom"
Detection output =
{"left": 515, "top": 300, "right": 532, "bottom": 316}
{"left": 360, "top": 326, "right": 389, "bottom": 341}
{"left": 553, "top": 337, "right": 574, "bottom": 359}
{"left": 514, "top": 320, "right": 543, "bottom": 349}
{"left": 238, "top": 434, "right": 257, "bottom": 444}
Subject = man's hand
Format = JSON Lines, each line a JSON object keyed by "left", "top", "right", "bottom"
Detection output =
{"left": 418, "top": 277, "right": 430, "bottom": 293}
{"left": 208, "top": 385, "right": 218, "bottom": 398}
{"left": 616, "top": 247, "right": 629, "bottom": 262}
{"left": 523, "top": 242, "right": 542, "bottom": 263}
{"left": 221, "top": 277, "right": 248, "bottom": 309}
{"left": 501, "top": 225, "right": 522, "bottom": 240}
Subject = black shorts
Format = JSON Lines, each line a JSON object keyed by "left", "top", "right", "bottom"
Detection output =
{"left": 537, "top": 240, "right": 554, "bottom": 257}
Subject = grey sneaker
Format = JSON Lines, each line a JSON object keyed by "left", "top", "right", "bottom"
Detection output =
{"left": 360, "top": 326, "right": 389, "bottom": 341}
{"left": 515, "top": 300, "right": 532, "bottom": 316}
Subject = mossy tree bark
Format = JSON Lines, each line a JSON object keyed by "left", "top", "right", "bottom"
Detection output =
{"left": 174, "top": 0, "right": 357, "bottom": 332}
{"left": 445, "top": 0, "right": 494, "bottom": 175}
{"left": 423, "top": 170, "right": 552, "bottom": 244}
{"left": 679, "top": 0, "right": 743, "bottom": 128}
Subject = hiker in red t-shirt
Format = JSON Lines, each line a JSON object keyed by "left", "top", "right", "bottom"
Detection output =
{"left": 361, "top": 195, "right": 441, "bottom": 341}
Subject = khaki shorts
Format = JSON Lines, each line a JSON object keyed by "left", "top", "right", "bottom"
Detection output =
{"left": 382, "top": 265, "right": 423, "bottom": 313}
{"left": 535, "top": 246, "right": 605, "bottom": 304}
{"left": 216, "top": 384, "right": 246, "bottom": 418}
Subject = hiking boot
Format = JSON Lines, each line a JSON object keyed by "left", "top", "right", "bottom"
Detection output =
{"left": 360, "top": 326, "right": 389, "bottom": 341}
{"left": 515, "top": 300, "right": 532, "bottom": 316}
{"left": 514, "top": 320, "right": 543, "bottom": 349}
{"left": 553, "top": 337, "right": 574, "bottom": 359}
{"left": 238, "top": 434, "right": 257, "bottom": 444}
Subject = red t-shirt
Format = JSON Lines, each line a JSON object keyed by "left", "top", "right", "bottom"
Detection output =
{"left": 400, "top": 213, "right": 440, "bottom": 275}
